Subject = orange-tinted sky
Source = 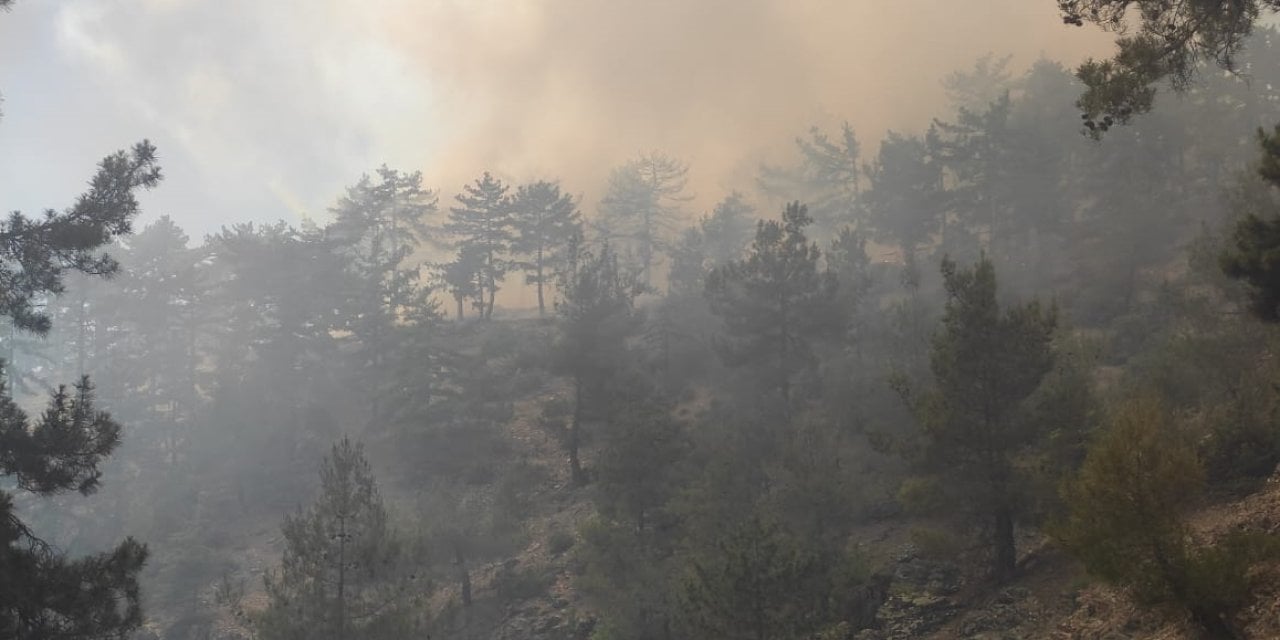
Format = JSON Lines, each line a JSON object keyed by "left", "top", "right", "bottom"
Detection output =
{"left": 389, "top": 0, "right": 1115, "bottom": 213}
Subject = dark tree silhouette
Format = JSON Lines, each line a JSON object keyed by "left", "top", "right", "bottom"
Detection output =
{"left": 0, "top": 141, "right": 161, "bottom": 639}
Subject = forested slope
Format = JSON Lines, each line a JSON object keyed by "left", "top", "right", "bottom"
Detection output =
{"left": 14, "top": 31, "right": 1280, "bottom": 640}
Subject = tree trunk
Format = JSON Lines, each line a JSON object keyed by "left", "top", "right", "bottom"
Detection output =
{"left": 778, "top": 293, "right": 792, "bottom": 422}
{"left": 536, "top": 246, "right": 546, "bottom": 317}
{"left": 1189, "top": 604, "right": 1243, "bottom": 640}
{"left": 569, "top": 379, "right": 586, "bottom": 486}
{"left": 484, "top": 247, "right": 496, "bottom": 319}
{"left": 993, "top": 507, "right": 1016, "bottom": 582}
{"left": 337, "top": 517, "right": 348, "bottom": 640}
{"left": 455, "top": 545, "right": 472, "bottom": 608}
{"left": 455, "top": 292, "right": 464, "bottom": 320}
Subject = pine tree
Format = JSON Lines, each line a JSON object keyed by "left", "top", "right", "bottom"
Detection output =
{"left": 202, "top": 222, "right": 354, "bottom": 510}
{"left": 432, "top": 249, "right": 482, "bottom": 321}
{"left": 329, "top": 166, "right": 436, "bottom": 329}
{"left": 422, "top": 480, "right": 520, "bottom": 613}
{"left": 903, "top": 254, "right": 1056, "bottom": 581}
{"left": 0, "top": 141, "right": 161, "bottom": 639}
{"left": 83, "top": 216, "right": 206, "bottom": 467}
{"left": 552, "top": 236, "right": 643, "bottom": 485}
{"left": 705, "top": 202, "right": 838, "bottom": 418}
{"left": 678, "top": 517, "right": 822, "bottom": 640}
{"left": 597, "top": 153, "right": 690, "bottom": 286}
{"left": 594, "top": 381, "right": 684, "bottom": 534}
{"left": 759, "top": 123, "right": 862, "bottom": 238}
{"left": 256, "top": 437, "right": 416, "bottom": 640}
{"left": 1222, "top": 125, "right": 1280, "bottom": 321}
{"left": 863, "top": 131, "right": 945, "bottom": 268}
{"left": 699, "top": 192, "right": 756, "bottom": 268}
{"left": 329, "top": 167, "right": 437, "bottom": 425}
{"left": 1059, "top": 0, "right": 1276, "bottom": 135}
{"left": 664, "top": 193, "right": 754, "bottom": 298}
{"left": 942, "top": 53, "right": 1014, "bottom": 112}
{"left": 445, "top": 172, "right": 513, "bottom": 320}
{"left": 665, "top": 226, "right": 708, "bottom": 298}
{"left": 510, "top": 180, "right": 582, "bottom": 316}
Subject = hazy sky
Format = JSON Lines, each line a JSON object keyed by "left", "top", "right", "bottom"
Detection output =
{"left": 0, "top": 1, "right": 1113, "bottom": 239}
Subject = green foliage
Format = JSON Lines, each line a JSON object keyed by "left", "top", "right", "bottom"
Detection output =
{"left": 493, "top": 562, "right": 556, "bottom": 604}
{"left": 16, "top": 32, "right": 1280, "bottom": 640}
{"left": 575, "top": 516, "right": 677, "bottom": 640}
{"left": 700, "top": 192, "right": 757, "bottom": 267}
{"left": 863, "top": 131, "right": 943, "bottom": 260}
{"left": 1196, "top": 383, "right": 1280, "bottom": 485}
{"left": 902, "top": 254, "right": 1057, "bottom": 580}
{"left": 896, "top": 477, "right": 947, "bottom": 515}
{"left": 255, "top": 437, "right": 418, "bottom": 640}
{"left": 329, "top": 165, "right": 436, "bottom": 320}
{"left": 705, "top": 202, "right": 839, "bottom": 415}
{"left": 678, "top": 516, "right": 822, "bottom": 640}
{"left": 909, "top": 527, "right": 967, "bottom": 562}
{"left": 759, "top": 123, "right": 863, "bottom": 237}
{"left": 762, "top": 413, "right": 867, "bottom": 541}
{"left": 511, "top": 180, "right": 582, "bottom": 316}
{"left": 0, "top": 140, "right": 161, "bottom": 640}
{"left": 553, "top": 237, "right": 644, "bottom": 485}
{"left": 677, "top": 517, "right": 882, "bottom": 640}
{"left": 1222, "top": 125, "right": 1280, "bottom": 321}
{"left": 1055, "top": 397, "right": 1203, "bottom": 598}
{"left": 445, "top": 172, "right": 515, "bottom": 319}
{"left": 1055, "top": 396, "right": 1280, "bottom": 639}
{"left": 547, "top": 528, "right": 576, "bottom": 556}
{"left": 593, "top": 383, "right": 684, "bottom": 533}
{"left": 421, "top": 478, "right": 523, "bottom": 611}
{"left": 1060, "top": 0, "right": 1275, "bottom": 135}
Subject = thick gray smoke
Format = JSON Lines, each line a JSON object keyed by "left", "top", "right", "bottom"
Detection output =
{"left": 3, "top": 0, "right": 1112, "bottom": 232}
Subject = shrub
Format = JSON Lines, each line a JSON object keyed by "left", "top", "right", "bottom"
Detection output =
{"left": 1054, "top": 396, "right": 1279, "bottom": 639}
{"left": 494, "top": 564, "right": 556, "bottom": 603}
{"left": 548, "top": 528, "right": 576, "bottom": 556}
{"left": 909, "top": 527, "right": 965, "bottom": 562}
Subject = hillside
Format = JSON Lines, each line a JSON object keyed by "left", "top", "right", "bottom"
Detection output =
{"left": 194, "top": 361, "right": 1280, "bottom": 640}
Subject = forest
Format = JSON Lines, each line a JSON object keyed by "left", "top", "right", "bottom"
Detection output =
{"left": 10, "top": 1, "right": 1280, "bottom": 640}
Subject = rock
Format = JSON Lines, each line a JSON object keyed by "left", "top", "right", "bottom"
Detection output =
{"left": 877, "top": 591, "right": 962, "bottom": 639}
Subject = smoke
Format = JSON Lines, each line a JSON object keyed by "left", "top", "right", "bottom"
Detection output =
{"left": 384, "top": 0, "right": 1114, "bottom": 214}
{"left": 10, "top": 0, "right": 1113, "bottom": 237}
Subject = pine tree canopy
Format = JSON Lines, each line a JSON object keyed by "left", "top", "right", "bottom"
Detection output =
{"left": 1, "top": 141, "right": 160, "bottom": 639}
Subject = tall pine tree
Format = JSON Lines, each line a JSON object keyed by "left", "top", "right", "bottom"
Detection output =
{"left": 445, "top": 172, "right": 513, "bottom": 319}
{"left": 597, "top": 153, "right": 690, "bottom": 286}
{"left": 256, "top": 437, "right": 417, "bottom": 640}
{"left": 552, "top": 237, "right": 643, "bottom": 485}
{"left": 510, "top": 180, "right": 581, "bottom": 316}
{"left": 0, "top": 141, "right": 161, "bottom": 638}
{"left": 705, "top": 202, "right": 838, "bottom": 419}
{"left": 901, "top": 255, "right": 1056, "bottom": 581}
